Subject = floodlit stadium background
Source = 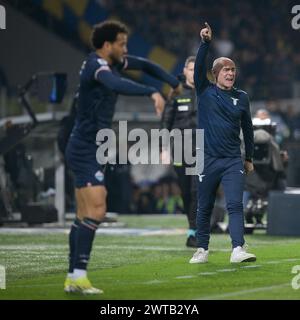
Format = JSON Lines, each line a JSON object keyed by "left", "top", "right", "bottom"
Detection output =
{"left": 0, "top": 0, "right": 300, "bottom": 301}
{"left": 1, "top": 1, "right": 300, "bottom": 223}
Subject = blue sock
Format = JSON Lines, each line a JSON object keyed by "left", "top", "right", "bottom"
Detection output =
{"left": 74, "top": 218, "right": 100, "bottom": 271}
{"left": 187, "top": 229, "right": 196, "bottom": 237}
{"left": 68, "top": 218, "right": 81, "bottom": 273}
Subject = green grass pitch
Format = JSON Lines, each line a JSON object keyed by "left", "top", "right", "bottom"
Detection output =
{"left": 0, "top": 214, "right": 300, "bottom": 300}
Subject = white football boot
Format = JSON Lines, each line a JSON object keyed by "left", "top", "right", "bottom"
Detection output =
{"left": 230, "top": 245, "right": 256, "bottom": 263}
{"left": 189, "top": 248, "right": 209, "bottom": 264}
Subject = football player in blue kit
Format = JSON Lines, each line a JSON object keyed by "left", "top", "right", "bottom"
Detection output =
{"left": 189, "top": 23, "right": 256, "bottom": 264}
{"left": 64, "top": 20, "right": 181, "bottom": 294}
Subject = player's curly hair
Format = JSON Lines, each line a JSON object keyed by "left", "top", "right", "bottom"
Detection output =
{"left": 91, "top": 20, "right": 129, "bottom": 49}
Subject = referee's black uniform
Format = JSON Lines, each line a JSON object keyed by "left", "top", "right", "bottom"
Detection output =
{"left": 161, "top": 81, "right": 198, "bottom": 247}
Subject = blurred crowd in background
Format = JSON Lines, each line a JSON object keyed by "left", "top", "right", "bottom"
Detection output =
{"left": 1, "top": 0, "right": 300, "bottom": 217}
{"left": 105, "top": 0, "right": 300, "bottom": 99}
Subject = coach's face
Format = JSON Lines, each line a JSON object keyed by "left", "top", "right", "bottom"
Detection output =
{"left": 217, "top": 62, "right": 236, "bottom": 90}
{"left": 110, "top": 33, "right": 128, "bottom": 64}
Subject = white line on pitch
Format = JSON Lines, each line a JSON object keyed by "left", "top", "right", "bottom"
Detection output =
{"left": 283, "top": 258, "right": 300, "bottom": 262}
{"left": 198, "top": 272, "right": 217, "bottom": 276}
{"left": 0, "top": 244, "right": 230, "bottom": 252}
{"left": 196, "top": 283, "right": 290, "bottom": 300}
{"left": 143, "top": 280, "right": 164, "bottom": 284}
{"left": 240, "top": 265, "right": 262, "bottom": 269}
{"left": 216, "top": 268, "right": 237, "bottom": 272}
{"left": 175, "top": 275, "right": 197, "bottom": 279}
{"left": 175, "top": 258, "right": 300, "bottom": 283}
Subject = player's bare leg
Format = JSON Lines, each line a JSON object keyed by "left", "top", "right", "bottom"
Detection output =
{"left": 70, "top": 186, "right": 106, "bottom": 294}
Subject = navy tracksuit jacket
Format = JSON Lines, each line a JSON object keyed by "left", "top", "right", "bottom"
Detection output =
{"left": 65, "top": 53, "right": 179, "bottom": 188}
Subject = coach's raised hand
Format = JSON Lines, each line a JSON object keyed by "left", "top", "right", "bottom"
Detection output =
{"left": 200, "top": 22, "right": 212, "bottom": 42}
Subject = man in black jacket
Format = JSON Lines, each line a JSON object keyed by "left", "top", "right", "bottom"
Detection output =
{"left": 161, "top": 56, "right": 198, "bottom": 247}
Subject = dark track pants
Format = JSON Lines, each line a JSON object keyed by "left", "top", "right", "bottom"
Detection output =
{"left": 174, "top": 165, "right": 197, "bottom": 230}
{"left": 196, "top": 155, "right": 245, "bottom": 250}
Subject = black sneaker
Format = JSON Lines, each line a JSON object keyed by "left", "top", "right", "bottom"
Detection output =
{"left": 186, "top": 235, "right": 197, "bottom": 248}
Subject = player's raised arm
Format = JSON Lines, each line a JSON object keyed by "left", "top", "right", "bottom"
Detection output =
{"left": 123, "top": 55, "right": 182, "bottom": 94}
{"left": 96, "top": 66, "right": 155, "bottom": 96}
{"left": 96, "top": 68, "right": 165, "bottom": 115}
{"left": 194, "top": 22, "right": 212, "bottom": 93}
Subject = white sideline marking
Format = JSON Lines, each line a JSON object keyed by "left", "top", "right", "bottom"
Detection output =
{"left": 0, "top": 227, "right": 186, "bottom": 236}
{"left": 0, "top": 244, "right": 230, "bottom": 253}
{"left": 249, "top": 239, "right": 300, "bottom": 246}
{"left": 284, "top": 258, "right": 300, "bottom": 262}
{"left": 240, "top": 265, "right": 262, "bottom": 269}
{"left": 198, "top": 272, "right": 217, "bottom": 276}
{"left": 0, "top": 245, "right": 67, "bottom": 250}
{"left": 8, "top": 283, "right": 61, "bottom": 289}
{"left": 96, "top": 245, "right": 190, "bottom": 252}
{"left": 196, "top": 283, "right": 290, "bottom": 300}
{"left": 176, "top": 275, "right": 196, "bottom": 279}
{"left": 143, "top": 280, "right": 164, "bottom": 285}
{"left": 216, "top": 268, "right": 236, "bottom": 273}
{"left": 175, "top": 258, "right": 300, "bottom": 283}
{"left": 282, "top": 258, "right": 300, "bottom": 262}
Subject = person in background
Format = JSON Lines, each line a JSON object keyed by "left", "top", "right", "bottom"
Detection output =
{"left": 161, "top": 56, "right": 198, "bottom": 247}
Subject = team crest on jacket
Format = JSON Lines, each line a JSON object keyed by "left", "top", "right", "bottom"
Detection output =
{"left": 231, "top": 97, "right": 239, "bottom": 106}
{"left": 95, "top": 170, "right": 104, "bottom": 182}
{"left": 198, "top": 174, "right": 205, "bottom": 182}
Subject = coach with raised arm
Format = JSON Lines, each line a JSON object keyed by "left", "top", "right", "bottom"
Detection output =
{"left": 189, "top": 23, "right": 256, "bottom": 264}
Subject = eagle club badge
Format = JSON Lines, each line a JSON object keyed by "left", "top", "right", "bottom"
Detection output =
{"left": 231, "top": 97, "right": 239, "bottom": 106}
